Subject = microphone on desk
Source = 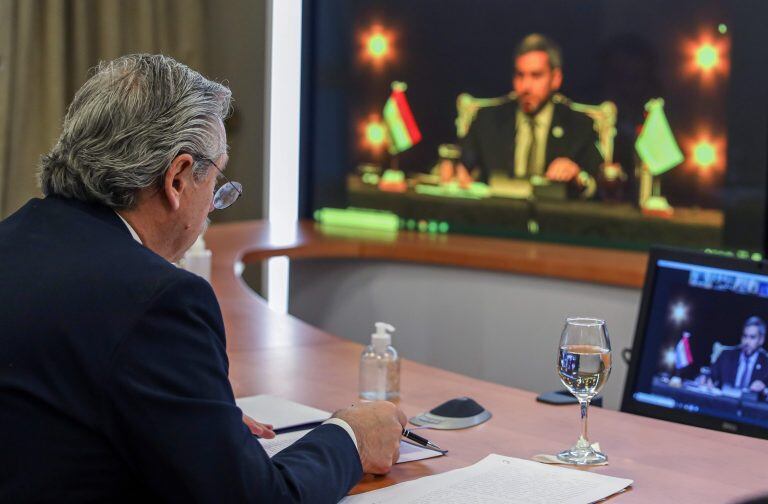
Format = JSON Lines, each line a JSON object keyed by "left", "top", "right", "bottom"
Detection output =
{"left": 402, "top": 428, "right": 448, "bottom": 454}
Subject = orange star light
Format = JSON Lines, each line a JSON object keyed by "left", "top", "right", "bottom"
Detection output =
{"left": 681, "top": 29, "right": 730, "bottom": 88}
{"left": 358, "top": 24, "right": 396, "bottom": 70}
{"left": 358, "top": 114, "right": 388, "bottom": 155}
{"left": 680, "top": 129, "right": 726, "bottom": 177}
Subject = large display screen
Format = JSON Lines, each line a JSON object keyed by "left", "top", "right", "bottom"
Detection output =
{"left": 300, "top": 0, "right": 768, "bottom": 251}
{"left": 623, "top": 249, "right": 768, "bottom": 439}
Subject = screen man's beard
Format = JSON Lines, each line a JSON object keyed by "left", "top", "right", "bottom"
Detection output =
{"left": 521, "top": 92, "right": 554, "bottom": 117}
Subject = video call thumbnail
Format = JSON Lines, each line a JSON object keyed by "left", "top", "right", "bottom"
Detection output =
{"left": 632, "top": 259, "right": 768, "bottom": 429}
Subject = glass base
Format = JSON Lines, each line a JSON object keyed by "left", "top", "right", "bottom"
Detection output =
{"left": 556, "top": 444, "right": 607, "bottom": 465}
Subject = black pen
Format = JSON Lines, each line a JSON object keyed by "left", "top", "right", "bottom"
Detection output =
{"left": 402, "top": 428, "right": 447, "bottom": 453}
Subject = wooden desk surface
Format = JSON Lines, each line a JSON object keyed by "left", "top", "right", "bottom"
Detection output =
{"left": 207, "top": 220, "right": 768, "bottom": 502}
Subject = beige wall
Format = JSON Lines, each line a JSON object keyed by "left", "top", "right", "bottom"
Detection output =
{"left": 0, "top": 0, "right": 267, "bottom": 222}
{"left": 203, "top": 0, "right": 267, "bottom": 224}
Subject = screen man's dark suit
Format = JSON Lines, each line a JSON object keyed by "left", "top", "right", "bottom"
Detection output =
{"left": 0, "top": 196, "right": 361, "bottom": 503}
{"left": 460, "top": 98, "right": 603, "bottom": 186}
{"left": 710, "top": 348, "right": 768, "bottom": 389}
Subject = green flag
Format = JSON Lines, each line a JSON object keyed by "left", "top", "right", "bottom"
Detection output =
{"left": 635, "top": 98, "right": 684, "bottom": 176}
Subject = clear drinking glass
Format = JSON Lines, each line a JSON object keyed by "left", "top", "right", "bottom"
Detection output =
{"left": 556, "top": 317, "right": 612, "bottom": 465}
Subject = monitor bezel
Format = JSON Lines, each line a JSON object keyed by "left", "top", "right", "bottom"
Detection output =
{"left": 621, "top": 246, "right": 768, "bottom": 440}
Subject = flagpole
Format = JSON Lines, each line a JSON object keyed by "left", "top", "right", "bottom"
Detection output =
{"left": 390, "top": 153, "right": 399, "bottom": 172}
{"left": 639, "top": 163, "right": 652, "bottom": 205}
{"left": 652, "top": 178, "right": 662, "bottom": 198}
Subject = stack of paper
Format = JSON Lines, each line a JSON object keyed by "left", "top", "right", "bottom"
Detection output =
{"left": 237, "top": 395, "right": 444, "bottom": 465}
{"left": 260, "top": 429, "right": 443, "bottom": 464}
{"left": 235, "top": 395, "right": 330, "bottom": 431}
{"left": 340, "top": 454, "right": 633, "bottom": 504}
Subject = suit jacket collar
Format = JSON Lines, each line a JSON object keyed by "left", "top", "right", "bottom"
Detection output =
{"left": 545, "top": 102, "right": 569, "bottom": 167}
{"left": 46, "top": 195, "right": 132, "bottom": 238}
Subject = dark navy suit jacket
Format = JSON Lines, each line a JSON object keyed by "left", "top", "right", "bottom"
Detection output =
{"left": 460, "top": 99, "right": 603, "bottom": 185}
{"left": 710, "top": 347, "right": 768, "bottom": 389}
{"left": 0, "top": 196, "right": 362, "bottom": 503}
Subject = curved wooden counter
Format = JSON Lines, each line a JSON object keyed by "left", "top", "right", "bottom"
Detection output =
{"left": 227, "top": 220, "right": 648, "bottom": 289}
{"left": 206, "top": 220, "right": 768, "bottom": 502}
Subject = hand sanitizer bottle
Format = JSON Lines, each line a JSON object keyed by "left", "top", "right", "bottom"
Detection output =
{"left": 359, "top": 322, "right": 400, "bottom": 401}
{"left": 179, "top": 234, "right": 212, "bottom": 282}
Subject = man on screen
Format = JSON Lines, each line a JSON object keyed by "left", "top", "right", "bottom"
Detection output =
{"left": 0, "top": 54, "right": 405, "bottom": 502}
{"left": 454, "top": 33, "right": 603, "bottom": 198}
{"left": 709, "top": 316, "right": 768, "bottom": 394}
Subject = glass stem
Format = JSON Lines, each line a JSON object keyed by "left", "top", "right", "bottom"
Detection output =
{"left": 577, "top": 398, "right": 590, "bottom": 448}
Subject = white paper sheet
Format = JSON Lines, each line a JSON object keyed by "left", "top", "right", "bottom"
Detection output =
{"left": 235, "top": 395, "right": 330, "bottom": 430}
{"left": 340, "top": 454, "right": 632, "bottom": 504}
{"left": 260, "top": 429, "right": 444, "bottom": 464}
{"left": 259, "top": 429, "right": 314, "bottom": 457}
{"left": 396, "top": 440, "right": 445, "bottom": 463}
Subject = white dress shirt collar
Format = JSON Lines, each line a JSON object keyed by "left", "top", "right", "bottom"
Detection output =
{"left": 114, "top": 211, "right": 143, "bottom": 244}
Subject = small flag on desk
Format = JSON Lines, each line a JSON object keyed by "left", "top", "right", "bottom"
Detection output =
{"left": 635, "top": 98, "right": 684, "bottom": 176}
{"left": 675, "top": 332, "right": 694, "bottom": 369}
{"left": 383, "top": 81, "right": 422, "bottom": 155}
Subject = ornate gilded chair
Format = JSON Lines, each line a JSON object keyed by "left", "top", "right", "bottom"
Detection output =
{"left": 454, "top": 92, "right": 617, "bottom": 165}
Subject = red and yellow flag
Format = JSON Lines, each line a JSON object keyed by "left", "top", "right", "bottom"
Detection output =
{"left": 383, "top": 81, "right": 421, "bottom": 155}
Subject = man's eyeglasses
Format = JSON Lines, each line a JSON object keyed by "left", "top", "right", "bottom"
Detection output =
{"left": 193, "top": 156, "right": 243, "bottom": 210}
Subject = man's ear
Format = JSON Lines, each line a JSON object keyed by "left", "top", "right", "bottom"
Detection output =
{"left": 163, "top": 153, "right": 195, "bottom": 211}
{"left": 551, "top": 67, "right": 563, "bottom": 91}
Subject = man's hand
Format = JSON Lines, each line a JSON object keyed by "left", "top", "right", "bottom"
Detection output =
{"left": 333, "top": 401, "right": 407, "bottom": 475}
{"left": 750, "top": 380, "right": 766, "bottom": 393}
{"left": 243, "top": 414, "right": 276, "bottom": 439}
{"left": 439, "top": 159, "right": 455, "bottom": 184}
{"left": 545, "top": 157, "right": 581, "bottom": 183}
{"left": 455, "top": 163, "right": 473, "bottom": 189}
{"left": 439, "top": 161, "right": 473, "bottom": 189}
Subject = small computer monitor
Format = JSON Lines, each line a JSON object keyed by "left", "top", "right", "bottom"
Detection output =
{"left": 622, "top": 247, "right": 768, "bottom": 439}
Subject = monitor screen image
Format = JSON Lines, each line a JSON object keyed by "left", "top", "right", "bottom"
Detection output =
{"left": 623, "top": 249, "right": 768, "bottom": 439}
{"left": 301, "top": 0, "right": 768, "bottom": 252}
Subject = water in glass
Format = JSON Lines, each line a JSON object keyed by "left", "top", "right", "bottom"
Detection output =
{"left": 556, "top": 317, "right": 612, "bottom": 465}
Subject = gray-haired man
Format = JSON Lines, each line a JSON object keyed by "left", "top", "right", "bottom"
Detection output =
{"left": 0, "top": 54, "right": 404, "bottom": 503}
